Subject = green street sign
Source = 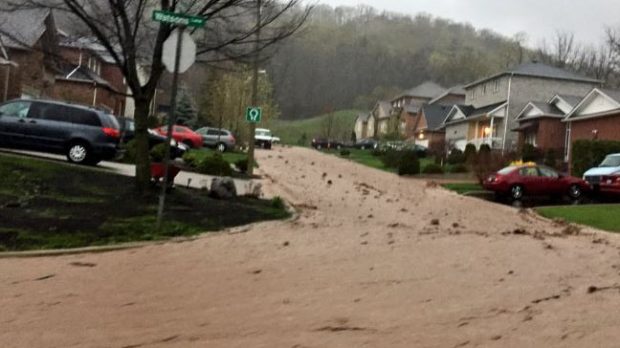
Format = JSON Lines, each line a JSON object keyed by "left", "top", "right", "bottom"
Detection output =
{"left": 246, "top": 107, "right": 262, "bottom": 123}
{"left": 152, "top": 10, "right": 206, "bottom": 28}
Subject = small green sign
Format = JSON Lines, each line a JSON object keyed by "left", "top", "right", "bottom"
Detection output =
{"left": 152, "top": 10, "right": 206, "bottom": 28}
{"left": 246, "top": 107, "right": 262, "bottom": 123}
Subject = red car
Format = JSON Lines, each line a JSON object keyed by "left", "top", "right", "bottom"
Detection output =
{"left": 154, "top": 125, "right": 203, "bottom": 149}
{"left": 483, "top": 164, "right": 590, "bottom": 201}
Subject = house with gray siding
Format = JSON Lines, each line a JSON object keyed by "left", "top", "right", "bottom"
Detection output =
{"left": 443, "top": 62, "right": 602, "bottom": 152}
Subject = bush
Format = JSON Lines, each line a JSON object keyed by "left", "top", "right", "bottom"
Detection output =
{"left": 397, "top": 151, "right": 420, "bottom": 176}
{"left": 380, "top": 149, "right": 403, "bottom": 168}
{"left": 340, "top": 149, "right": 351, "bottom": 156}
{"left": 463, "top": 144, "right": 477, "bottom": 163}
{"left": 196, "top": 153, "right": 232, "bottom": 176}
{"left": 182, "top": 150, "right": 201, "bottom": 167}
{"left": 121, "top": 139, "right": 137, "bottom": 164}
{"left": 471, "top": 151, "right": 510, "bottom": 184}
{"left": 422, "top": 163, "right": 444, "bottom": 174}
{"left": 447, "top": 149, "right": 465, "bottom": 165}
{"left": 371, "top": 148, "right": 383, "bottom": 157}
{"left": 448, "top": 164, "right": 468, "bottom": 173}
{"left": 543, "top": 149, "right": 560, "bottom": 169}
{"left": 572, "top": 140, "right": 620, "bottom": 177}
{"left": 150, "top": 143, "right": 167, "bottom": 162}
{"left": 235, "top": 158, "right": 249, "bottom": 173}
{"left": 520, "top": 143, "right": 543, "bottom": 162}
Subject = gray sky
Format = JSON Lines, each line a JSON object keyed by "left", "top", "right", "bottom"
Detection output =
{"left": 314, "top": 0, "right": 620, "bottom": 47}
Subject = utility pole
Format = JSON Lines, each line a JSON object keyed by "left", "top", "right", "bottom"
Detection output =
{"left": 246, "top": 0, "right": 261, "bottom": 177}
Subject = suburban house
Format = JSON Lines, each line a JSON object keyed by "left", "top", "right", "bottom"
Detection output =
{"left": 443, "top": 62, "right": 602, "bottom": 152}
{"left": 563, "top": 88, "right": 620, "bottom": 161}
{"left": 411, "top": 104, "right": 452, "bottom": 154}
{"left": 513, "top": 94, "right": 584, "bottom": 155}
{"left": 372, "top": 101, "right": 393, "bottom": 137}
{"left": 354, "top": 112, "right": 371, "bottom": 140}
{"left": 0, "top": 8, "right": 126, "bottom": 114}
{"left": 428, "top": 85, "right": 466, "bottom": 106}
{"left": 391, "top": 81, "right": 445, "bottom": 136}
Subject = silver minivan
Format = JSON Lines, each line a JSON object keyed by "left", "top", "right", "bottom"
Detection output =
{"left": 195, "top": 127, "right": 236, "bottom": 152}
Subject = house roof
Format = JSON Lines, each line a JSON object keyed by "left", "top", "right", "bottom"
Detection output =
{"left": 554, "top": 94, "right": 583, "bottom": 108}
{"left": 464, "top": 61, "right": 602, "bottom": 88}
{"left": 393, "top": 81, "right": 445, "bottom": 101}
{"left": 0, "top": 8, "right": 51, "bottom": 49}
{"left": 421, "top": 104, "right": 452, "bottom": 131}
{"left": 428, "top": 85, "right": 466, "bottom": 105}
{"left": 444, "top": 101, "right": 507, "bottom": 125}
{"left": 530, "top": 101, "right": 563, "bottom": 116}
{"left": 56, "top": 63, "right": 115, "bottom": 91}
{"left": 564, "top": 88, "right": 620, "bottom": 122}
{"left": 373, "top": 101, "right": 392, "bottom": 119}
{"left": 516, "top": 101, "right": 564, "bottom": 122}
{"left": 60, "top": 36, "right": 118, "bottom": 64}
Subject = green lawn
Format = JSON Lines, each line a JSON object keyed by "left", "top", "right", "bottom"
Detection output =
{"left": 266, "top": 109, "right": 360, "bottom": 145}
{"left": 441, "top": 183, "right": 484, "bottom": 194}
{"left": 324, "top": 148, "right": 435, "bottom": 174}
{"left": 0, "top": 152, "right": 288, "bottom": 251}
{"left": 536, "top": 205, "right": 620, "bottom": 233}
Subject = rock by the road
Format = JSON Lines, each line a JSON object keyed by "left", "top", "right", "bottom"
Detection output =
{"left": 210, "top": 177, "right": 237, "bottom": 199}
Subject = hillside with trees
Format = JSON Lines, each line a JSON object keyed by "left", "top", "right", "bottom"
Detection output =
{"left": 266, "top": 4, "right": 528, "bottom": 120}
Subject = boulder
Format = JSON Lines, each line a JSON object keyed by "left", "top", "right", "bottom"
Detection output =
{"left": 210, "top": 177, "right": 237, "bottom": 199}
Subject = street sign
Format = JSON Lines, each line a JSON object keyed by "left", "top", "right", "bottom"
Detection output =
{"left": 246, "top": 107, "right": 262, "bottom": 123}
{"left": 162, "top": 28, "right": 196, "bottom": 73}
{"left": 152, "top": 10, "right": 206, "bottom": 28}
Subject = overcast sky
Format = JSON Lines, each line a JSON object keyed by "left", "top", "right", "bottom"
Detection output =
{"left": 313, "top": 0, "right": 620, "bottom": 47}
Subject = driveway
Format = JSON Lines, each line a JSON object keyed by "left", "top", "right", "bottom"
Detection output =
{"left": 2, "top": 146, "right": 620, "bottom": 347}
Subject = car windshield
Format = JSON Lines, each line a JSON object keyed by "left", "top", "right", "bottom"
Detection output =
{"left": 497, "top": 166, "right": 517, "bottom": 175}
{"left": 257, "top": 130, "right": 271, "bottom": 137}
{"left": 600, "top": 155, "right": 620, "bottom": 167}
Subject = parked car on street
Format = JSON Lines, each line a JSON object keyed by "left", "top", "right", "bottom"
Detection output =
{"left": 483, "top": 164, "right": 590, "bottom": 201}
{"left": 352, "top": 138, "right": 378, "bottom": 150}
{"left": 195, "top": 127, "right": 236, "bottom": 152}
{"left": 255, "top": 128, "right": 277, "bottom": 149}
{"left": 118, "top": 118, "right": 188, "bottom": 159}
{"left": 311, "top": 137, "right": 344, "bottom": 150}
{"left": 583, "top": 153, "right": 620, "bottom": 190}
{"left": 0, "top": 99, "right": 121, "bottom": 165}
{"left": 153, "top": 125, "right": 203, "bottom": 149}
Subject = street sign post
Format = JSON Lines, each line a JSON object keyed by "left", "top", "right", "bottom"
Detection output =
{"left": 152, "top": 10, "right": 206, "bottom": 28}
{"left": 246, "top": 107, "right": 262, "bottom": 123}
{"left": 154, "top": 9, "right": 205, "bottom": 230}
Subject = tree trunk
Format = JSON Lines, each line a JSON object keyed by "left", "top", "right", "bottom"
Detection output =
{"left": 133, "top": 98, "right": 152, "bottom": 193}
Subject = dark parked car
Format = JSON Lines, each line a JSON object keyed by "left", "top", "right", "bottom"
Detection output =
{"left": 352, "top": 138, "right": 378, "bottom": 150}
{"left": 117, "top": 117, "right": 188, "bottom": 159}
{"left": 0, "top": 99, "right": 121, "bottom": 164}
{"left": 311, "top": 138, "right": 343, "bottom": 150}
{"left": 483, "top": 164, "right": 590, "bottom": 201}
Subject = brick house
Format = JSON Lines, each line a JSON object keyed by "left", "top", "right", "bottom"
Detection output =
{"left": 0, "top": 8, "right": 60, "bottom": 99}
{"left": 0, "top": 9, "right": 126, "bottom": 115}
{"left": 391, "top": 81, "right": 445, "bottom": 137}
{"left": 443, "top": 62, "right": 601, "bottom": 153}
{"left": 513, "top": 94, "right": 583, "bottom": 155}
{"left": 564, "top": 88, "right": 620, "bottom": 162}
{"left": 411, "top": 104, "right": 451, "bottom": 154}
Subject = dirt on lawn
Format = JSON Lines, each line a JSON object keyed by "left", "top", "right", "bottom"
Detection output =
{"left": 3, "top": 146, "right": 620, "bottom": 347}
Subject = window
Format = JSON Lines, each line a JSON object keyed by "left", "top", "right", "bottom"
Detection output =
{"left": 174, "top": 126, "right": 186, "bottom": 132}
{"left": 29, "top": 103, "right": 64, "bottom": 121}
{"left": 67, "top": 107, "right": 101, "bottom": 126}
{"left": 519, "top": 166, "right": 539, "bottom": 177}
{"left": 0, "top": 101, "right": 31, "bottom": 118}
{"left": 206, "top": 129, "right": 219, "bottom": 136}
{"left": 539, "top": 166, "right": 559, "bottom": 178}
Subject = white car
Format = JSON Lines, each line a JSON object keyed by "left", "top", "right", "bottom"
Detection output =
{"left": 255, "top": 128, "right": 277, "bottom": 149}
{"left": 583, "top": 153, "right": 620, "bottom": 186}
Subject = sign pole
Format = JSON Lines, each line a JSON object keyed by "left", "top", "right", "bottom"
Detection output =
{"left": 247, "top": 0, "right": 261, "bottom": 177}
{"left": 157, "top": 26, "right": 186, "bottom": 230}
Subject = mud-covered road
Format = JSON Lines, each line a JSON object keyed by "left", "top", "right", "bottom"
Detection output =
{"left": 2, "top": 146, "right": 620, "bottom": 347}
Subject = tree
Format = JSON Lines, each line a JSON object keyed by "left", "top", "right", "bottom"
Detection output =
{"left": 174, "top": 89, "right": 197, "bottom": 127}
{"left": 1, "top": 0, "right": 311, "bottom": 192}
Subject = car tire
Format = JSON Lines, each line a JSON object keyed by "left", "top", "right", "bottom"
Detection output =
{"left": 216, "top": 142, "right": 227, "bottom": 152}
{"left": 66, "top": 141, "right": 92, "bottom": 165}
{"left": 568, "top": 184, "right": 583, "bottom": 200}
{"left": 266, "top": 142, "right": 272, "bottom": 150}
{"left": 510, "top": 184, "right": 524, "bottom": 201}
